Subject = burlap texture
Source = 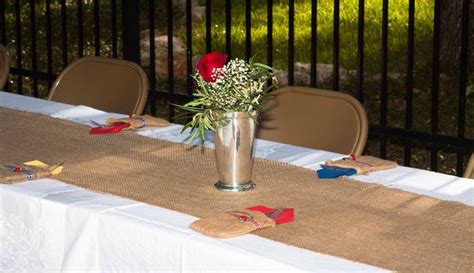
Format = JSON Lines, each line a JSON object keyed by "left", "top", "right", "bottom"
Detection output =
{"left": 106, "top": 115, "right": 170, "bottom": 130}
{"left": 1, "top": 108, "right": 473, "bottom": 272}
{"left": 326, "top": 155, "right": 398, "bottom": 174}
{"left": 190, "top": 209, "right": 275, "bottom": 238}
{"left": 0, "top": 163, "right": 51, "bottom": 183}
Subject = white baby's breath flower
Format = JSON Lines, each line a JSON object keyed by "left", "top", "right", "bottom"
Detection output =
{"left": 179, "top": 55, "right": 277, "bottom": 141}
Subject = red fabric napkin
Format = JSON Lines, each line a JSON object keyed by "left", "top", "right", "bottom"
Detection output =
{"left": 89, "top": 122, "right": 130, "bottom": 134}
{"left": 247, "top": 205, "right": 294, "bottom": 224}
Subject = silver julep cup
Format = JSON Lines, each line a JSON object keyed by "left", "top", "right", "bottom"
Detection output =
{"left": 214, "top": 112, "right": 256, "bottom": 192}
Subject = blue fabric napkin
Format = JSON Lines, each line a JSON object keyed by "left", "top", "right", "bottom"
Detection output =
{"left": 317, "top": 165, "right": 357, "bottom": 179}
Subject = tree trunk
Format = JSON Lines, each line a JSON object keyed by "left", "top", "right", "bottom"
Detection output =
{"left": 439, "top": 0, "right": 474, "bottom": 73}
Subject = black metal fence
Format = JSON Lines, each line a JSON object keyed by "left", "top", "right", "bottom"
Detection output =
{"left": 1, "top": 0, "right": 472, "bottom": 176}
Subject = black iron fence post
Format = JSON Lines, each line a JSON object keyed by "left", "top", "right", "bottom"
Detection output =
{"left": 0, "top": 0, "right": 6, "bottom": 45}
{"left": 121, "top": 0, "right": 140, "bottom": 64}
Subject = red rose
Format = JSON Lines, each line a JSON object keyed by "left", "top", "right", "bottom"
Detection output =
{"left": 196, "top": 52, "right": 228, "bottom": 82}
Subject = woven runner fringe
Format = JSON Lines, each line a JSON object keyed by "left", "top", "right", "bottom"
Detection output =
{"left": 1, "top": 108, "right": 473, "bottom": 272}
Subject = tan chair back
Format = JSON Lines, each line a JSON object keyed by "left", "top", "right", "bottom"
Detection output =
{"left": 48, "top": 57, "right": 149, "bottom": 115}
{"left": 0, "top": 44, "right": 11, "bottom": 90}
{"left": 257, "top": 86, "right": 368, "bottom": 155}
{"left": 464, "top": 153, "right": 474, "bottom": 179}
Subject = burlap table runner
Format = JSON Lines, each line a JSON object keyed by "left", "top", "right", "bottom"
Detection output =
{"left": 1, "top": 108, "right": 473, "bottom": 272}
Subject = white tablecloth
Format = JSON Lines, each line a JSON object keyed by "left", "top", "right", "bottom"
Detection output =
{"left": 1, "top": 91, "right": 472, "bottom": 272}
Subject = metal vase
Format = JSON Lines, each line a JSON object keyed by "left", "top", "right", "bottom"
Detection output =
{"left": 214, "top": 112, "right": 257, "bottom": 192}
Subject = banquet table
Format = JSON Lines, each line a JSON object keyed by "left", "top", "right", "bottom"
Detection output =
{"left": 0, "top": 91, "right": 473, "bottom": 272}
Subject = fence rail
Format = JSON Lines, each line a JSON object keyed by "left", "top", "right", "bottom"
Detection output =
{"left": 1, "top": 0, "right": 472, "bottom": 176}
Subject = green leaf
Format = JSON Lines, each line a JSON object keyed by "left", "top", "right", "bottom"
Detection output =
{"left": 253, "top": 62, "right": 273, "bottom": 70}
{"left": 466, "top": 84, "right": 474, "bottom": 97}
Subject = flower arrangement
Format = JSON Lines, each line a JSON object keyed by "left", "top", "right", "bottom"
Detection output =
{"left": 178, "top": 52, "right": 277, "bottom": 141}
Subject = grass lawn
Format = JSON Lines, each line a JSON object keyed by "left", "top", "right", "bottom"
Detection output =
{"left": 193, "top": 0, "right": 435, "bottom": 74}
